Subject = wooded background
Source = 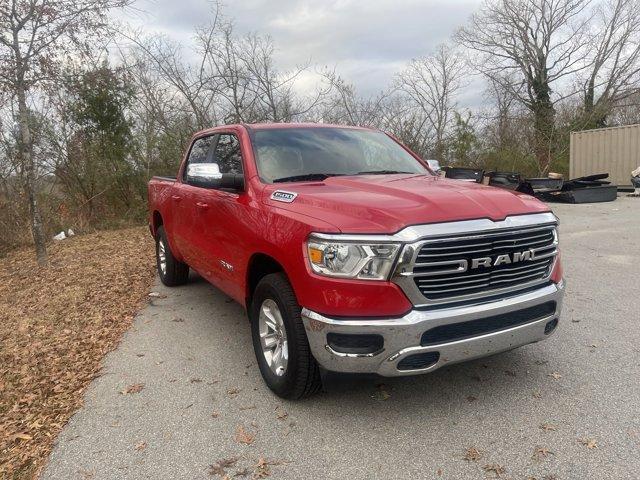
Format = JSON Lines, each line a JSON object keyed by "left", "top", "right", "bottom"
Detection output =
{"left": 2, "top": 0, "right": 640, "bottom": 262}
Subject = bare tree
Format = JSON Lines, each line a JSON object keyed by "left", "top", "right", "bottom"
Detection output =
{"left": 397, "top": 44, "right": 466, "bottom": 163}
{"left": 580, "top": 0, "right": 640, "bottom": 127}
{"left": 486, "top": 75, "right": 522, "bottom": 151}
{"left": 456, "top": 0, "right": 592, "bottom": 174}
{"left": 0, "top": 0, "right": 130, "bottom": 265}
{"left": 318, "top": 70, "right": 390, "bottom": 126}
{"left": 127, "top": 2, "right": 329, "bottom": 129}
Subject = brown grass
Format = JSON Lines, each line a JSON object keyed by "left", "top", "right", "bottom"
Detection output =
{"left": 0, "top": 227, "right": 156, "bottom": 479}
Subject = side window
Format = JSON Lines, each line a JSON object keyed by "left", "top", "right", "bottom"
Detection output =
{"left": 213, "top": 134, "right": 243, "bottom": 174}
{"left": 183, "top": 135, "right": 214, "bottom": 180}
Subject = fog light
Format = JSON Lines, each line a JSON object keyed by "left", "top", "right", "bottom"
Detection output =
{"left": 327, "top": 333, "right": 384, "bottom": 355}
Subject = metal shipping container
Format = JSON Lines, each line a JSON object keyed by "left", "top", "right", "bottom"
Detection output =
{"left": 570, "top": 124, "right": 640, "bottom": 188}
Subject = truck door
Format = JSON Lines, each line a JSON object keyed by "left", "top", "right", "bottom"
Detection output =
{"left": 174, "top": 134, "right": 216, "bottom": 270}
{"left": 187, "top": 132, "right": 250, "bottom": 300}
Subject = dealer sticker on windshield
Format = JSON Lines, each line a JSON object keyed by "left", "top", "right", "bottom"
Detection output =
{"left": 270, "top": 190, "right": 298, "bottom": 203}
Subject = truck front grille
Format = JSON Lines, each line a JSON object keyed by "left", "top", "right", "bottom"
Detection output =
{"left": 409, "top": 225, "right": 558, "bottom": 304}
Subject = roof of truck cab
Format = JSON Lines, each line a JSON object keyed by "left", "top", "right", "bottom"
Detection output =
{"left": 191, "top": 122, "right": 374, "bottom": 139}
{"left": 243, "top": 122, "right": 372, "bottom": 131}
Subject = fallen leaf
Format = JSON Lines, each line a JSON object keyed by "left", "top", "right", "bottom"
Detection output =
{"left": 578, "top": 437, "right": 598, "bottom": 449}
{"left": 208, "top": 457, "right": 238, "bottom": 477}
{"left": 228, "top": 387, "right": 241, "bottom": 396}
{"left": 275, "top": 408, "right": 288, "bottom": 421}
{"left": 463, "top": 447, "right": 482, "bottom": 462}
{"left": 540, "top": 423, "right": 557, "bottom": 432}
{"left": 466, "top": 395, "right": 478, "bottom": 403}
{"left": 235, "top": 426, "right": 256, "bottom": 445}
{"left": 190, "top": 378, "right": 202, "bottom": 383}
{"left": 148, "top": 292, "right": 166, "bottom": 298}
{"left": 436, "top": 468, "right": 443, "bottom": 476}
{"left": 121, "top": 383, "right": 144, "bottom": 395}
{"left": 548, "top": 372, "right": 562, "bottom": 380}
{"left": 532, "top": 446, "right": 553, "bottom": 459}
{"left": 134, "top": 441, "right": 147, "bottom": 451}
{"left": 482, "top": 463, "right": 506, "bottom": 477}
{"left": 211, "top": 411, "right": 220, "bottom": 418}
{"left": 172, "top": 317, "right": 184, "bottom": 322}
{"left": 252, "top": 457, "right": 286, "bottom": 479}
{"left": 254, "top": 457, "right": 271, "bottom": 478}
{"left": 12, "top": 433, "right": 33, "bottom": 442}
{"left": 373, "top": 383, "right": 391, "bottom": 400}
{"left": 0, "top": 227, "right": 156, "bottom": 476}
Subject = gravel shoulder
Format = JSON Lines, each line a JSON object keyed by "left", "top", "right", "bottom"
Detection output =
{"left": 42, "top": 197, "right": 640, "bottom": 480}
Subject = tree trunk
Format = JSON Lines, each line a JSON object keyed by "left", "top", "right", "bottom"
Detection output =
{"left": 17, "top": 84, "right": 48, "bottom": 266}
{"left": 583, "top": 80, "right": 608, "bottom": 128}
{"left": 531, "top": 79, "right": 556, "bottom": 175}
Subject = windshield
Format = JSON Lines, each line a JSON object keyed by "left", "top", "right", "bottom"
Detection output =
{"left": 250, "top": 127, "right": 430, "bottom": 183}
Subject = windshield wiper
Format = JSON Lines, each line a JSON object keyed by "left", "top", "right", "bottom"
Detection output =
{"left": 356, "top": 170, "right": 415, "bottom": 175}
{"left": 273, "top": 173, "right": 344, "bottom": 183}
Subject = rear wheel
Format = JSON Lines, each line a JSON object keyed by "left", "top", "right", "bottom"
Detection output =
{"left": 250, "top": 273, "right": 322, "bottom": 399}
{"left": 155, "top": 226, "right": 189, "bottom": 286}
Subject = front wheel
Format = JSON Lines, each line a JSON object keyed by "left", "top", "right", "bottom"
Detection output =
{"left": 250, "top": 273, "right": 322, "bottom": 399}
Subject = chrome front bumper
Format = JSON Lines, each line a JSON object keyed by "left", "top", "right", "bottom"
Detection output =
{"left": 301, "top": 282, "right": 564, "bottom": 376}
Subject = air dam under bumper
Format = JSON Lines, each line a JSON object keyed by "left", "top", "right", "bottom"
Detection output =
{"left": 301, "top": 282, "right": 564, "bottom": 376}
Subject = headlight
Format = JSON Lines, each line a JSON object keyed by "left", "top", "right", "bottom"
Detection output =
{"left": 306, "top": 236, "right": 401, "bottom": 280}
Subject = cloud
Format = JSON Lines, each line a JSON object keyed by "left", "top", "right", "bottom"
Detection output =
{"left": 122, "top": 0, "right": 481, "bottom": 96}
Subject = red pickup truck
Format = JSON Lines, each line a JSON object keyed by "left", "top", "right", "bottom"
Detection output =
{"left": 148, "top": 123, "right": 564, "bottom": 399}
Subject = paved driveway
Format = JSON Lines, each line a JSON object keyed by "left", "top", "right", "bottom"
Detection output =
{"left": 43, "top": 197, "right": 640, "bottom": 479}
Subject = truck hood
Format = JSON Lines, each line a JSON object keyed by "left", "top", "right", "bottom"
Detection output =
{"left": 262, "top": 174, "right": 550, "bottom": 234}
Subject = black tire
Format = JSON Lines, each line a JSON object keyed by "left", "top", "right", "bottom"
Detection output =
{"left": 250, "top": 273, "right": 322, "bottom": 399}
{"left": 155, "top": 226, "right": 189, "bottom": 286}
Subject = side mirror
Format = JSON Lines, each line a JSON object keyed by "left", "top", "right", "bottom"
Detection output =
{"left": 186, "top": 163, "right": 244, "bottom": 191}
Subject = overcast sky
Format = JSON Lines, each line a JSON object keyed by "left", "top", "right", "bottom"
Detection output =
{"left": 123, "top": 0, "right": 483, "bottom": 97}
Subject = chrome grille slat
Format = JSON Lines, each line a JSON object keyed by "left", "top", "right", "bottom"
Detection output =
{"left": 421, "top": 268, "right": 546, "bottom": 293}
{"left": 418, "top": 241, "right": 493, "bottom": 251}
{"left": 489, "top": 270, "right": 548, "bottom": 285}
{"left": 417, "top": 262, "right": 551, "bottom": 287}
{"left": 419, "top": 268, "right": 551, "bottom": 294}
{"left": 492, "top": 232, "right": 552, "bottom": 245}
{"left": 409, "top": 225, "right": 558, "bottom": 303}
{"left": 417, "top": 257, "right": 551, "bottom": 282}
{"left": 417, "top": 236, "right": 552, "bottom": 258}
{"left": 418, "top": 248, "right": 493, "bottom": 257}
